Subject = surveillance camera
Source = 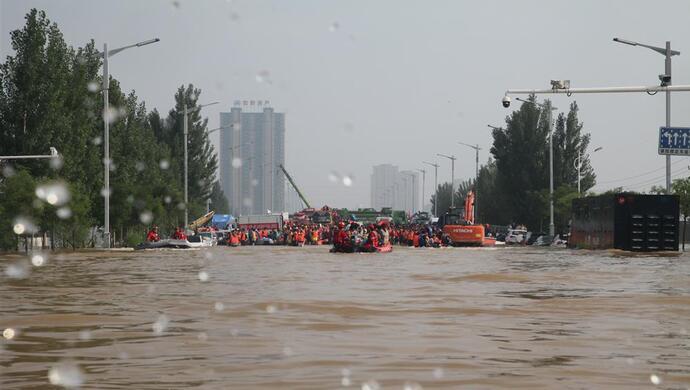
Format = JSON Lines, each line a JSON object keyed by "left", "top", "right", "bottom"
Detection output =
{"left": 659, "top": 74, "right": 671, "bottom": 86}
{"left": 502, "top": 95, "right": 511, "bottom": 108}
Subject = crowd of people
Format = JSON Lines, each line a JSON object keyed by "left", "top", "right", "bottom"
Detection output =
{"left": 144, "top": 219, "right": 465, "bottom": 250}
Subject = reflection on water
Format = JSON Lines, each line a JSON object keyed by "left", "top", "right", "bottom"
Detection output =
{"left": 1, "top": 246, "right": 689, "bottom": 389}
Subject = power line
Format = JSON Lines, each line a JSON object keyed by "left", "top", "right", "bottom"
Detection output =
{"left": 596, "top": 158, "right": 687, "bottom": 185}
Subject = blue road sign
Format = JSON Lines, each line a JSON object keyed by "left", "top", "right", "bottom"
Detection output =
{"left": 659, "top": 127, "right": 690, "bottom": 155}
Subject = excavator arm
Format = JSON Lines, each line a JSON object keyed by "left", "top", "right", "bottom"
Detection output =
{"left": 278, "top": 164, "right": 311, "bottom": 209}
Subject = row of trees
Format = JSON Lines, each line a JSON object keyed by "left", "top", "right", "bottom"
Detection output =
{"left": 0, "top": 9, "right": 229, "bottom": 250}
{"left": 430, "top": 96, "right": 594, "bottom": 233}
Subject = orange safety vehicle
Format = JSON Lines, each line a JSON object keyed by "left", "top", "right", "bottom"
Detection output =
{"left": 439, "top": 191, "right": 495, "bottom": 247}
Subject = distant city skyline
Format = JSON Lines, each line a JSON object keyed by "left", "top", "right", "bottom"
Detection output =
{"left": 370, "top": 164, "right": 419, "bottom": 213}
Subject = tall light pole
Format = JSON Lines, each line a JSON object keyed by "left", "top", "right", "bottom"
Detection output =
{"left": 458, "top": 141, "right": 481, "bottom": 222}
{"left": 516, "top": 97, "right": 557, "bottom": 236}
{"left": 402, "top": 172, "right": 417, "bottom": 214}
{"left": 437, "top": 154, "right": 457, "bottom": 208}
{"left": 183, "top": 101, "right": 219, "bottom": 227}
{"left": 575, "top": 146, "right": 603, "bottom": 195}
{"left": 423, "top": 161, "right": 439, "bottom": 216}
{"left": 99, "top": 38, "right": 159, "bottom": 248}
{"left": 417, "top": 168, "right": 426, "bottom": 213}
{"left": 614, "top": 37, "right": 679, "bottom": 192}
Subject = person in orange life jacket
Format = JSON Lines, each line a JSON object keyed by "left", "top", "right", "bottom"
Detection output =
{"left": 146, "top": 225, "right": 160, "bottom": 242}
{"left": 363, "top": 224, "right": 379, "bottom": 252}
{"left": 172, "top": 226, "right": 187, "bottom": 240}
{"left": 229, "top": 230, "right": 241, "bottom": 246}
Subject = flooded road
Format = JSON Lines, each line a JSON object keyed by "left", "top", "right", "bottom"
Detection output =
{"left": 1, "top": 246, "right": 689, "bottom": 389}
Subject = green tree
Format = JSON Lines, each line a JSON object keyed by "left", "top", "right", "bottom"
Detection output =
{"left": 0, "top": 170, "right": 38, "bottom": 250}
{"left": 490, "top": 95, "right": 549, "bottom": 229}
{"left": 209, "top": 181, "right": 230, "bottom": 214}
{"left": 553, "top": 101, "right": 595, "bottom": 192}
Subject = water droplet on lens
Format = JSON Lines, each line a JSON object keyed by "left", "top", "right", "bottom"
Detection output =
{"left": 92, "top": 136, "right": 102, "bottom": 145}
{"left": 343, "top": 176, "right": 353, "bottom": 187}
{"left": 404, "top": 382, "right": 423, "bottom": 390}
{"left": 328, "top": 172, "right": 339, "bottom": 183}
{"left": 243, "top": 198, "right": 253, "bottom": 207}
{"left": 135, "top": 161, "right": 146, "bottom": 172}
{"left": 198, "top": 271, "right": 209, "bottom": 282}
{"left": 214, "top": 302, "right": 225, "bottom": 312}
{"left": 265, "top": 305, "right": 277, "bottom": 314}
{"left": 48, "top": 361, "right": 84, "bottom": 388}
{"left": 251, "top": 179, "right": 259, "bottom": 186}
{"left": 3, "top": 328, "right": 17, "bottom": 340}
{"left": 13, "top": 223, "right": 26, "bottom": 235}
{"left": 433, "top": 368, "right": 444, "bottom": 379}
{"left": 87, "top": 81, "right": 99, "bottom": 92}
{"left": 159, "top": 159, "right": 170, "bottom": 170}
{"left": 341, "top": 376, "right": 351, "bottom": 387}
{"left": 197, "top": 332, "right": 208, "bottom": 342}
{"left": 139, "top": 211, "right": 153, "bottom": 224}
{"left": 361, "top": 380, "right": 380, "bottom": 390}
{"left": 126, "top": 195, "right": 134, "bottom": 204}
{"left": 49, "top": 156, "right": 64, "bottom": 170}
{"left": 57, "top": 207, "right": 72, "bottom": 219}
{"left": 329, "top": 22, "right": 340, "bottom": 32}
{"left": 78, "top": 330, "right": 92, "bottom": 341}
{"left": 232, "top": 157, "right": 242, "bottom": 168}
{"left": 100, "top": 188, "right": 112, "bottom": 198}
{"left": 36, "top": 182, "right": 71, "bottom": 206}
{"left": 31, "top": 253, "right": 47, "bottom": 266}
{"left": 164, "top": 196, "right": 172, "bottom": 204}
{"left": 650, "top": 374, "right": 661, "bottom": 385}
{"left": 152, "top": 314, "right": 169, "bottom": 335}
{"left": 2, "top": 165, "right": 16, "bottom": 177}
{"left": 12, "top": 217, "right": 36, "bottom": 235}
{"left": 5, "top": 261, "right": 30, "bottom": 279}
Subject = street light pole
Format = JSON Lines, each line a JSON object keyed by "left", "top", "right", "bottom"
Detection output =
{"left": 516, "top": 97, "right": 557, "bottom": 237}
{"left": 423, "top": 161, "right": 439, "bottom": 217}
{"left": 437, "top": 154, "right": 457, "bottom": 208}
{"left": 183, "top": 101, "right": 219, "bottom": 228}
{"left": 99, "top": 38, "right": 159, "bottom": 248}
{"left": 575, "top": 146, "right": 603, "bottom": 195}
{"left": 613, "top": 38, "right": 679, "bottom": 192}
{"left": 417, "top": 169, "right": 426, "bottom": 213}
{"left": 458, "top": 141, "right": 481, "bottom": 223}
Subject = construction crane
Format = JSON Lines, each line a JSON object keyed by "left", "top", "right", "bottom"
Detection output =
{"left": 278, "top": 164, "right": 311, "bottom": 209}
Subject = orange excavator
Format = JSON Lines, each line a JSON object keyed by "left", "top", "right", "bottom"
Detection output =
{"left": 439, "top": 191, "right": 495, "bottom": 247}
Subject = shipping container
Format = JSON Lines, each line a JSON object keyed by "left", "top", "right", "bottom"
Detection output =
{"left": 569, "top": 194, "right": 679, "bottom": 251}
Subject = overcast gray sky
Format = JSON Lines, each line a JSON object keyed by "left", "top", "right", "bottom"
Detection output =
{"left": 3, "top": 0, "right": 690, "bottom": 209}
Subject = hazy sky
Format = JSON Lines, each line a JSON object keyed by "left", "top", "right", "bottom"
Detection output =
{"left": 3, "top": 0, "right": 690, "bottom": 209}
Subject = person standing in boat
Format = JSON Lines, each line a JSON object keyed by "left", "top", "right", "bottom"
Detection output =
{"left": 172, "top": 226, "right": 187, "bottom": 240}
{"left": 146, "top": 225, "right": 160, "bottom": 242}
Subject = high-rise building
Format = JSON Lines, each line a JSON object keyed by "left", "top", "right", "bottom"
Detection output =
{"left": 219, "top": 101, "right": 285, "bottom": 216}
{"left": 371, "top": 164, "right": 399, "bottom": 209}
{"left": 370, "top": 164, "right": 419, "bottom": 213}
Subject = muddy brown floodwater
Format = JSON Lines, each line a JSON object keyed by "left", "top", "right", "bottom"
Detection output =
{"left": 1, "top": 246, "right": 689, "bottom": 389}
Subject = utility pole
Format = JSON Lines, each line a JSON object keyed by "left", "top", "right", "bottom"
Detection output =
{"left": 417, "top": 168, "right": 426, "bottom": 213}
{"left": 98, "top": 38, "right": 159, "bottom": 248}
{"left": 423, "top": 161, "right": 440, "bottom": 217}
{"left": 437, "top": 154, "right": 457, "bottom": 208}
